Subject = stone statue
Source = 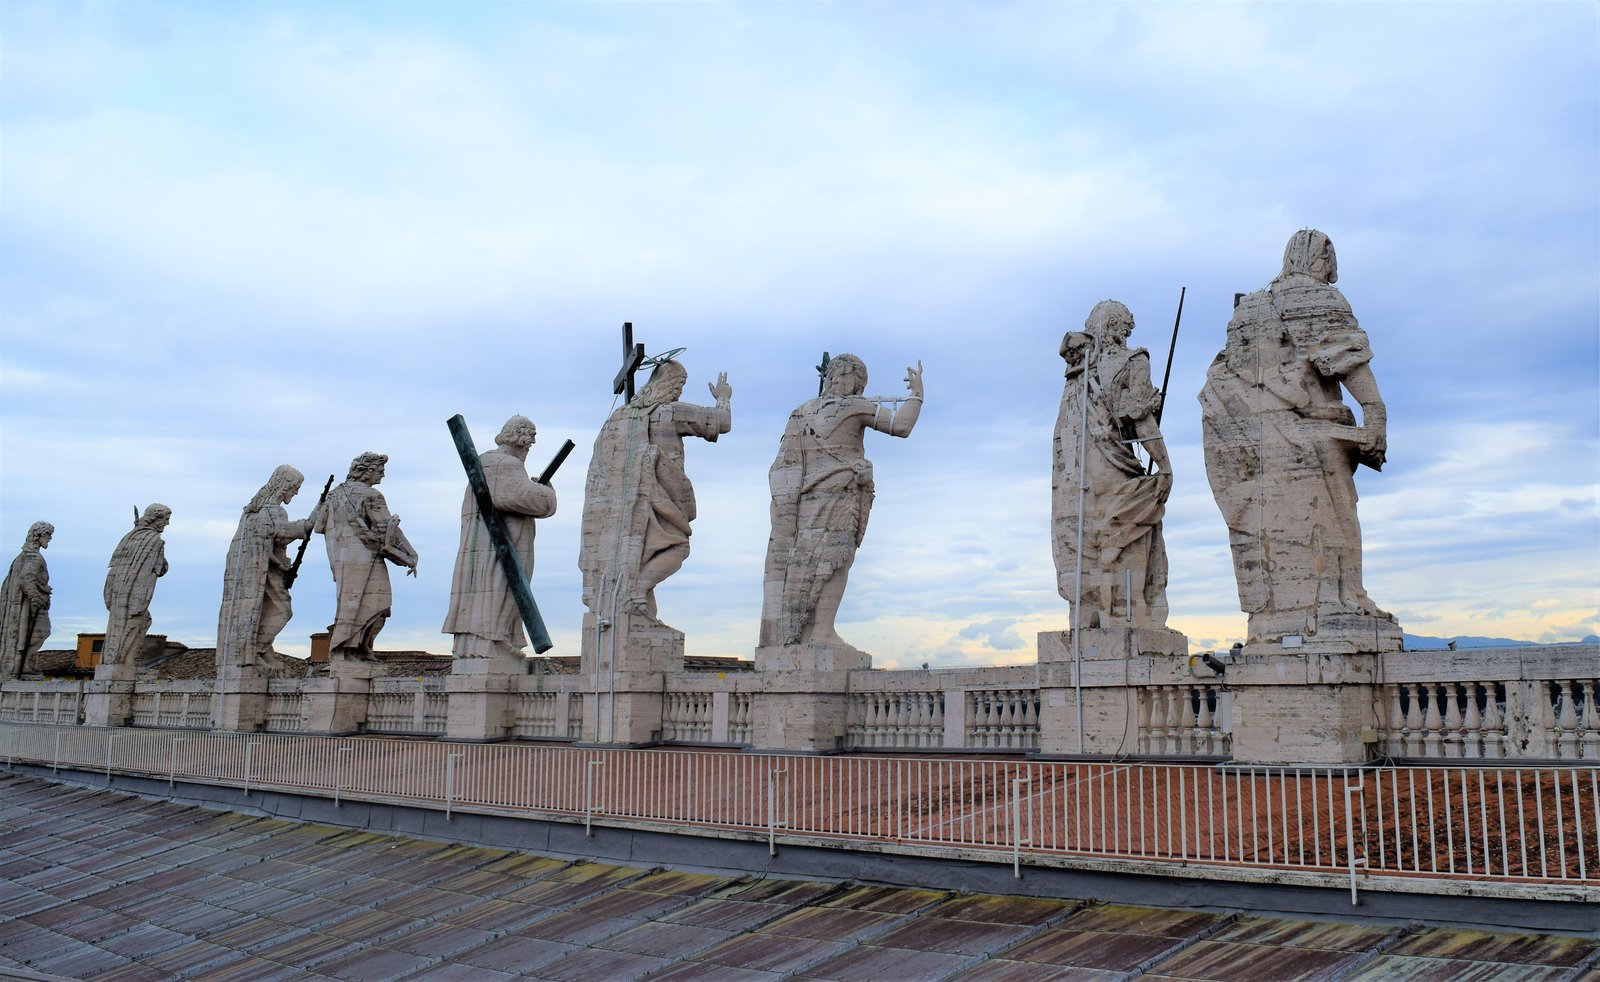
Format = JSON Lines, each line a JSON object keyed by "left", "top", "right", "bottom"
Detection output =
{"left": 1053, "top": 301, "right": 1173, "bottom": 630}
{"left": 442, "top": 415, "right": 556, "bottom": 659}
{"left": 217, "top": 465, "right": 322, "bottom": 674}
{"left": 759, "top": 354, "right": 923, "bottom": 656}
{"left": 580, "top": 360, "right": 732, "bottom": 629}
{"left": 1, "top": 521, "right": 54, "bottom": 679}
{"left": 316, "top": 452, "right": 418, "bottom": 661}
{"left": 1198, "top": 229, "right": 1402, "bottom": 651}
{"left": 102, "top": 504, "right": 171, "bottom": 668}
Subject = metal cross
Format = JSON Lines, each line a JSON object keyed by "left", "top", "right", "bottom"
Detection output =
{"left": 816, "top": 351, "right": 831, "bottom": 396}
{"left": 612, "top": 321, "right": 647, "bottom": 403}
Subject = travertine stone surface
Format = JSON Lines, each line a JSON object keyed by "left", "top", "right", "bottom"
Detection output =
{"left": 756, "top": 354, "right": 923, "bottom": 670}
{"left": 317, "top": 453, "right": 418, "bottom": 662}
{"left": 1053, "top": 301, "right": 1173, "bottom": 631}
{"left": 1199, "top": 230, "right": 1403, "bottom": 653}
{"left": 580, "top": 361, "right": 731, "bottom": 640}
{"left": 99, "top": 504, "right": 171, "bottom": 678}
{"left": 216, "top": 466, "right": 321, "bottom": 685}
{"left": 0, "top": 521, "right": 53, "bottom": 679}
{"left": 442, "top": 416, "right": 556, "bottom": 662}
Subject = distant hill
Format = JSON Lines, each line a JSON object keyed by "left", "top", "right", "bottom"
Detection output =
{"left": 1403, "top": 633, "right": 1598, "bottom": 650}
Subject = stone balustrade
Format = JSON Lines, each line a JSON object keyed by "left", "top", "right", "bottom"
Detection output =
{"left": 4, "top": 643, "right": 1595, "bottom": 762}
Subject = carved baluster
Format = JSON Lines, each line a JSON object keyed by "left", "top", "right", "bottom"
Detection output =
{"left": 1383, "top": 684, "right": 1404, "bottom": 757}
{"left": 1137, "top": 688, "right": 1155, "bottom": 754}
{"left": 1462, "top": 683, "right": 1483, "bottom": 759}
{"left": 1195, "top": 687, "right": 1214, "bottom": 755}
{"left": 1421, "top": 683, "right": 1443, "bottom": 757}
{"left": 1583, "top": 680, "right": 1600, "bottom": 760}
{"left": 1401, "top": 684, "right": 1423, "bottom": 757}
{"left": 1555, "top": 681, "right": 1580, "bottom": 759}
{"left": 1443, "top": 683, "right": 1466, "bottom": 758}
{"left": 1482, "top": 685, "right": 1505, "bottom": 759}
{"left": 1162, "top": 686, "right": 1181, "bottom": 755}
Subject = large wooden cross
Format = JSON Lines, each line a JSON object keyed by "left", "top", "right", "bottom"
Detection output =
{"left": 445, "top": 414, "right": 553, "bottom": 654}
{"left": 613, "top": 321, "right": 647, "bottom": 402}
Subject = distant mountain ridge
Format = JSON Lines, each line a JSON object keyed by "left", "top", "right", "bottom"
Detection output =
{"left": 1403, "top": 633, "right": 1599, "bottom": 650}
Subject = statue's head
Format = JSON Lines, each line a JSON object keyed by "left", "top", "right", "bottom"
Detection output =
{"left": 267, "top": 464, "right": 306, "bottom": 504}
{"left": 637, "top": 360, "right": 688, "bottom": 407}
{"left": 1281, "top": 229, "right": 1337, "bottom": 284}
{"left": 495, "top": 415, "right": 537, "bottom": 450}
{"left": 1058, "top": 330, "right": 1093, "bottom": 369}
{"left": 348, "top": 452, "right": 388, "bottom": 484}
{"left": 24, "top": 521, "right": 53, "bottom": 549}
{"left": 824, "top": 353, "right": 868, "bottom": 397}
{"left": 1084, "top": 300, "right": 1134, "bottom": 347}
{"left": 139, "top": 504, "right": 172, "bottom": 532}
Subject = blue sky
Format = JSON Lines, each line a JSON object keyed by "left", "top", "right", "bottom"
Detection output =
{"left": 2, "top": 1, "right": 1595, "bottom": 667}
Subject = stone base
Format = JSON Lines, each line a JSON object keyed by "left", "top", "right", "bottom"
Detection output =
{"left": 574, "top": 611, "right": 683, "bottom": 745}
{"left": 1245, "top": 609, "right": 1404, "bottom": 656}
{"left": 1225, "top": 649, "right": 1379, "bottom": 765}
{"left": 1037, "top": 626, "right": 1189, "bottom": 665}
{"left": 301, "top": 659, "right": 378, "bottom": 736}
{"left": 580, "top": 678, "right": 666, "bottom": 746}
{"left": 444, "top": 658, "right": 525, "bottom": 742}
{"left": 83, "top": 680, "right": 136, "bottom": 728}
{"left": 1036, "top": 626, "right": 1192, "bottom": 756}
{"left": 216, "top": 675, "right": 269, "bottom": 732}
{"left": 581, "top": 611, "right": 685, "bottom": 675}
{"left": 754, "top": 641, "right": 871, "bottom": 673}
{"left": 748, "top": 672, "right": 855, "bottom": 753}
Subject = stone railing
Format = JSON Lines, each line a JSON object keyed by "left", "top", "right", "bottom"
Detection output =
{"left": 511, "top": 679, "right": 582, "bottom": 741}
{"left": 264, "top": 679, "right": 307, "bottom": 733}
{"left": 366, "top": 677, "right": 447, "bottom": 736}
{"left": 662, "top": 691, "right": 715, "bottom": 742}
{"left": 1379, "top": 647, "right": 1599, "bottom": 761}
{"left": 130, "top": 681, "right": 216, "bottom": 729}
{"left": 1139, "top": 683, "right": 1230, "bottom": 757}
{"left": 849, "top": 689, "right": 945, "bottom": 749}
{"left": 846, "top": 667, "right": 1041, "bottom": 751}
{"left": 0, "top": 680, "right": 83, "bottom": 725}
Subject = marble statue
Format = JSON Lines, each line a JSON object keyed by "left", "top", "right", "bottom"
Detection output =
{"left": 1198, "top": 229, "right": 1402, "bottom": 650}
{"left": 442, "top": 415, "right": 557, "bottom": 659}
{"left": 101, "top": 504, "right": 171, "bottom": 667}
{"left": 0, "top": 521, "right": 54, "bottom": 679}
{"left": 217, "top": 466, "right": 322, "bottom": 674}
{"left": 1053, "top": 301, "right": 1173, "bottom": 630}
{"left": 580, "top": 360, "right": 732, "bottom": 629}
{"left": 316, "top": 453, "right": 418, "bottom": 660}
{"left": 759, "top": 354, "right": 923, "bottom": 654}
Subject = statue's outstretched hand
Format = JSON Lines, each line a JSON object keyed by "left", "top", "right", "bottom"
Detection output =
{"left": 905, "top": 360, "right": 924, "bottom": 399}
{"left": 709, "top": 372, "right": 733, "bottom": 403}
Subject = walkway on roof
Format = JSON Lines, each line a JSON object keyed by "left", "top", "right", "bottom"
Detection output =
{"left": 0, "top": 772, "right": 1596, "bottom": 981}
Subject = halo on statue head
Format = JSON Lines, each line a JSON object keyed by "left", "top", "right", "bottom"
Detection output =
{"left": 640, "top": 347, "right": 686, "bottom": 368}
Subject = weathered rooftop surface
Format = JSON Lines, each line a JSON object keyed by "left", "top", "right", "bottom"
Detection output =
{"left": 1, "top": 772, "right": 1596, "bottom": 982}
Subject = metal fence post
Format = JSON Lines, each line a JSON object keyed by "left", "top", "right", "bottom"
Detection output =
{"left": 105, "top": 732, "right": 115, "bottom": 786}
{"left": 168, "top": 737, "right": 185, "bottom": 790}
{"left": 768, "top": 767, "right": 788, "bottom": 857}
{"left": 244, "top": 740, "right": 258, "bottom": 796}
{"left": 445, "top": 752, "right": 463, "bottom": 820}
{"left": 335, "top": 746, "right": 352, "bottom": 808}
{"left": 1344, "top": 775, "right": 1366, "bottom": 905}
{"left": 585, "top": 758, "right": 604, "bottom": 837}
{"left": 1012, "top": 776, "right": 1032, "bottom": 878}
{"left": 52, "top": 731, "right": 61, "bottom": 775}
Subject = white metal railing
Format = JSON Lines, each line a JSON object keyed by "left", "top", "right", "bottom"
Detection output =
{"left": 130, "top": 681, "right": 217, "bottom": 729}
{"left": 848, "top": 690, "right": 944, "bottom": 749}
{"left": 3, "top": 723, "right": 1593, "bottom": 898}
{"left": 1140, "top": 684, "right": 1230, "bottom": 757}
{"left": 966, "top": 688, "right": 1040, "bottom": 750}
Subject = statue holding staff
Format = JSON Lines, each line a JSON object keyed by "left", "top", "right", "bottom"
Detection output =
{"left": 102, "top": 504, "right": 171, "bottom": 668}
{"left": 217, "top": 466, "right": 322, "bottom": 673}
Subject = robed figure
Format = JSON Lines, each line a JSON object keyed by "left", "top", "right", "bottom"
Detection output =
{"left": 102, "top": 504, "right": 171, "bottom": 668}
{"left": 1198, "top": 229, "right": 1401, "bottom": 649}
{"left": 217, "top": 466, "right": 321, "bottom": 673}
{"left": 0, "top": 521, "right": 54, "bottom": 679}
{"left": 317, "top": 452, "right": 418, "bottom": 660}
{"left": 759, "top": 354, "right": 923, "bottom": 653}
{"left": 580, "top": 361, "right": 732, "bottom": 629}
{"left": 1052, "top": 301, "right": 1173, "bottom": 630}
{"left": 443, "top": 416, "right": 556, "bottom": 660}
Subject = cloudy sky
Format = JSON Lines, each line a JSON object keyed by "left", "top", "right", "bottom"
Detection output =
{"left": 2, "top": 1, "right": 1595, "bottom": 669}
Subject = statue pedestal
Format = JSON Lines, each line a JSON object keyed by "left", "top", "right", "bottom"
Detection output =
{"left": 216, "top": 673, "right": 268, "bottom": 732}
{"left": 747, "top": 642, "right": 873, "bottom": 753}
{"left": 1226, "top": 650, "right": 1380, "bottom": 765}
{"left": 753, "top": 641, "right": 871, "bottom": 673}
{"left": 577, "top": 611, "right": 683, "bottom": 745}
{"left": 1245, "top": 610, "right": 1404, "bottom": 656}
{"left": 445, "top": 656, "right": 525, "bottom": 742}
{"left": 302, "top": 658, "right": 378, "bottom": 736}
{"left": 84, "top": 679, "right": 136, "bottom": 728}
{"left": 1036, "top": 627, "right": 1192, "bottom": 756}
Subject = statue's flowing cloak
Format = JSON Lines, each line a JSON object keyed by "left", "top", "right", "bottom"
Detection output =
{"left": 579, "top": 401, "right": 722, "bottom": 613}
{"left": 1197, "top": 274, "right": 1375, "bottom": 615}
{"left": 321, "top": 481, "right": 415, "bottom": 651}
{"left": 217, "top": 504, "right": 295, "bottom": 672}
{"left": 441, "top": 448, "right": 555, "bottom": 652}
{"left": 0, "top": 549, "right": 49, "bottom": 678}
{"left": 759, "top": 395, "right": 875, "bottom": 646}
{"left": 102, "top": 527, "right": 167, "bottom": 666}
{"left": 1051, "top": 346, "right": 1169, "bottom": 613}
